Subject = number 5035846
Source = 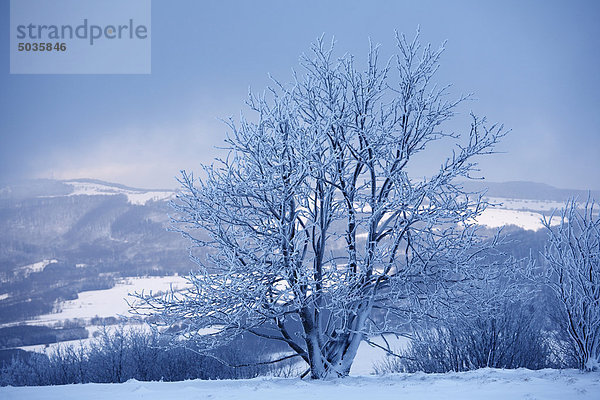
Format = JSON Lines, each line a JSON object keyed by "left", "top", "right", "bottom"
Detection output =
{"left": 18, "top": 42, "right": 67, "bottom": 51}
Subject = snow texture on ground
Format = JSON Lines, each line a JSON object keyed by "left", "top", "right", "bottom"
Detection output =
{"left": 474, "top": 208, "right": 549, "bottom": 231}
{"left": 64, "top": 181, "right": 174, "bottom": 205}
{"left": 470, "top": 197, "right": 566, "bottom": 231}
{"left": 1, "top": 368, "right": 598, "bottom": 400}
{"left": 15, "top": 259, "right": 58, "bottom": 277}
{"left": 29, "top": 276, "right": 189, "bottom": 325}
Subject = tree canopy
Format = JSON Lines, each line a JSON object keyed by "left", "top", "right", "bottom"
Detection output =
{"left": 132, "top": 32, "right": 507, "bottom": 379}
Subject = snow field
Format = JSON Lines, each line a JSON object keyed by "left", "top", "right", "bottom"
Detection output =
{"left": 1, "top": 368, "right": 598, "bottom": 400}
{"left": 64, "top": 181, "right": 175, "bottom": 205}
{"left": 16, "top": 259, "right": 58, "bottom": 277}
{"left": 470, "top": 197, "right": 567, "bottom": 231}
{"left": 29, "top": 275, "right": 190, "bottom": 325}
{"left": 474, "top": 208, "right": 548, "bottom": 231}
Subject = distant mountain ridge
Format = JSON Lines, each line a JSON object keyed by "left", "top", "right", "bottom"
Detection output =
{"left": 2, "top": 178, "right": 597, "bottom": 202}
{"left": 460, "top": 180, "right": 600, "bottom": 202}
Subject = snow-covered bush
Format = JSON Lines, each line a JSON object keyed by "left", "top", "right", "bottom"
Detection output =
{"left": 374, "top": 302, "right": 553, "bottom": 374}
{"left": 0, "top": 326, "right": 285, "bottom": 386}
{"left": 542, "top": 199, "right": 600, "bottom": 371}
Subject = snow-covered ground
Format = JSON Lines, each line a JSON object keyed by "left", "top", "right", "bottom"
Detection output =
{"left": 485, "top": 197, "right": 565, "bottom": 212}
{"left": 29, "top": 276, "right": 189, "bottom": 325}
{"left": 15, "top": 259, "right": 58, "bottom": 277}
{"left": 0, "top": 276, "right": 190, "bottom": 330}
{"left": 475, "top": 208, "right": 549, "bottom": 231}
{"left": 64, "top": 180, "right": 175, "bottom": 205}
{"left": 471, "top": 197, "right": 565, "bottom": 231}
{"left": 1, "top": 276, "right": 189, "bottom": 353}
{"left": 1, "top": 368, "right": 598, "bottom": 400}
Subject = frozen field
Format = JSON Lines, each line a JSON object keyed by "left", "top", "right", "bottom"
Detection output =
{"left": 475, "top": 208, "right": 548, "bottom": 230}
{"left": 64, "top": 180, "right": 175, "bottom": 205}
{"left": 29, "top": 276, "right": 190, "bottom": 325}
{"left": 471, "top": 197, "right": 565, "bottom": 231}
{"left": 1, "top": 368, "right": 598, "bottom": 400}
{"left": 0, "top": 276, "right": 187, "bottom": 340}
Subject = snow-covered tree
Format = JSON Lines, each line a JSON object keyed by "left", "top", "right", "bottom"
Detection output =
{"left": 543, "top": 198, "right": 600, "bottom": 371}
{"left": 131, "top": 32, "right": 506, "bottom": 379}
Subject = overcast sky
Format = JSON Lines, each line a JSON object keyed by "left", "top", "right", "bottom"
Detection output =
{"left": 1, "top": 0, "right": 599, "bottom": 190}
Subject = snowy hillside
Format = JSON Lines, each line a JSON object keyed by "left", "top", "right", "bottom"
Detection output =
{"left": 62, "top": 179, "right": 175, "bottom": 205}
{"left": 0, "top": 179, "right": 589, "bottom": 348}
{"left": 473, "top": 197, "right": 564, "bottom": 231}
{"left": 1, "top": 369, "right": 598, "bottom": 400}
{"left": 27, "top": 276, "right": 189, "bottom": 326}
